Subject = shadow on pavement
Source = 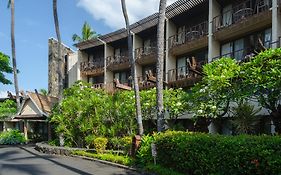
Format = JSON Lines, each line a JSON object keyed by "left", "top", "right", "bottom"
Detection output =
{"left": 18, "top": 146, "right": 95, "bottom": 175}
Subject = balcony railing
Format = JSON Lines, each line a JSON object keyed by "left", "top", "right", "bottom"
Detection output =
{"left": 212, "top": 39, "right": 280, "bottom": 62}
{"left": 135, "top": 46, "right": 157, "bottom": 63}
{"left": 167, "top": 61, "right": 205, "bottom": 84}
{"left": 106, "top": 53, "right": 130, "bottom": 69}
{"left": 213, "top": 0, "right": 272, "bottom": 32}
{"left": 169, "top": 21, "right": 208, "bottom": 49}
{"left": 80, "top": 59, "right": 104, "bottom": 75}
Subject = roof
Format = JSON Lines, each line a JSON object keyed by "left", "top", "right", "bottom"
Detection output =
{"left": 75, "top": 0, "right": 207, "bottom": 50}
{"left": 26, "top": 92, "right": 58, "bottom": 115}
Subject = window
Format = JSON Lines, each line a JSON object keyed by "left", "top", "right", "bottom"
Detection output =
{"left": 222, "top": 4, "right": 232, "bottom": 26}
{"left": 177, "top": 26, "right": 185, "bottom": 44}
{"left": 264, "top": 28, "right": 272, "bottom": 48}
{"left": 177, "top": 57, "right": 187, "bottom": 78}
{"left": 234, "top": 39, "right": 244, "bottom": 61}
{"left": 114, "top": 71, "right": 130, "bottom": 84}
{"left": 143, "top": 39, "right": 151, "bottom": 54}
{"left": 221, "top": 42, "right": 233, "bottom": 57}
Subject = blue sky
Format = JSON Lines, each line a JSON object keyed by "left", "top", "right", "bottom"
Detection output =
{"left": 0, "top": 0, "right": 176, "bottom": 96}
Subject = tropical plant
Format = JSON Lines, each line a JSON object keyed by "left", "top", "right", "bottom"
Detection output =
{"left": 39, "top": 89, "right": 48, "bottom": 96}
{"left": 189, "top": 57, "right": 241, "bottom": 119}
{"left": 0, "top": 129, "right": 26, "bottom": 145}
{"left": 121, "top": 0, "right": 144, "bottom": 135}
{"left": 8, "top": 0, "right": 20, "bottom": 110}
{"left": 52, "top": 0, "right": 63, "bottom": 101}
{"left": 231, "top": 101, "right": 261, "bottom": 134}
{"left": 72, "top": 22, "right": 100, "bottom": 42}
{"left": 0, "top": 99, "right": 17, "bottom": 118}
{"left": 156, "top": 0, "right": 167, "bottom": 132}
{"left": 241, "top": 48, "right": 281, "bottom": 133}
{"left": 0, "top": 52, "right": 13, "bottom": 84}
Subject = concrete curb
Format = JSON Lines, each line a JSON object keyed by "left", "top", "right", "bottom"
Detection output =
{"left": 34, "top": 142, "right": 153, "bottom": 175}
{"left": 71, "top": 155, "right": 141, "bottom": 173}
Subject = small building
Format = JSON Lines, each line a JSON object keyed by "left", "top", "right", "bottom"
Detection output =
{"left": 12, "top": 91, "right": 58, "bottom": 141}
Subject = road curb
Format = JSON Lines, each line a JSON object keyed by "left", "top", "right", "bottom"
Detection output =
{"left": 71, "top": 155, "right": 142, "bottom": 173}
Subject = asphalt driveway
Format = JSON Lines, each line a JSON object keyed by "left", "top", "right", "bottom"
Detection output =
{"left": 0, "top": 145, "right": 142, "bottom": 175}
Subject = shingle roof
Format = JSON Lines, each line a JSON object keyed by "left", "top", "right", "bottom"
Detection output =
{"left": 75, "top": 0, "right": 207, "bottom": 50}
{"left": 26, "top": 92, "right": 58, "bottom": 115}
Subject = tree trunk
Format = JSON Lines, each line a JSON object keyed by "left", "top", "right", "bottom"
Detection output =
{"left": 10, "top": 0, "right": 20, "bottom": 110}
{"left": 156, "top": 0, "right": 167, "bottom": 132}
{"left": 53, "top": 0, "right": 63, "bottom": 101}
{"left": 121, "top": 0, "right": 144, "bottom": 135}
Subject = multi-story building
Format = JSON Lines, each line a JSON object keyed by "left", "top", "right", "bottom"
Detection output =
{"left": 74, "top": 0, "right": 281, "bottom": 92}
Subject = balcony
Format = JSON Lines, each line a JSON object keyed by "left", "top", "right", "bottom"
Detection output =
{"left": 167, "top": 60, "right": 205, "bottom": 88}
{"left": 213, "top": 0, "right": 272, "bottom": 41}
{"left": 137, "top": 71, "right": 157, "bottom": 90}
{"left": 106, "top": 53, "right": 130, "bottom": 71}
{"left": 168, "top": 21, "right": 208, "bottom": 56}
{"left": 80, "top": 59, "right": 104, "bottom": 76}
{"left": 212, "top": 39, "right": 280, "bottom": 62}
{"left": 135, "top": 46, "right": 157, "bottom": 65}
{"left": 92, "top": 83, "right": 115, "bottom": 92}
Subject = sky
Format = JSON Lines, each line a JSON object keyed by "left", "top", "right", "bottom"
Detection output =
{"left": 0, "top": 0, "right": 177, "bottom": 97}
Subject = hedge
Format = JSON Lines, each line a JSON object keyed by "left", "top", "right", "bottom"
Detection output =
{"left": 136, "top": 131, "right": 281, "bottom": 175}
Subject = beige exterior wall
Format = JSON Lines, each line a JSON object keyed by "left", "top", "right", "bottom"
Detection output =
{"left": 133, "top": 34, "right": 143, "bottom": 77}
{"left": 68, "top": 53, "right": 79, "bottom": 87}
{"left": 208, "top": 0, "right": 221, "bottom": 62}
{"left": 78, "top": 50, "right": 88, "bottom": 82}
{"left": 166, "top": 19, "right": 177, "bottom": 78}
{"left": 105, "top": 45, "right": 114, "bottom": 84}
{"left": 272, "top": 0, "right": 281, "bottom": 48}
{"left": 21, "top": 100, "right": 41, "bottom": 115}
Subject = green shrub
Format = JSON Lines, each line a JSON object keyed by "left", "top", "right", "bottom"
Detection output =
{"left": 145, "top": 164, "right": 184, "bottom": 175}
{"left": 136, "top": 131, "right": 281, "bottom": 174}
{"left": 93, "top": 137, "right": 108, "bottom": 153}
{"left": 72, "top": 150, "right": 134, "bottom": 166}
{"left": 0, "top": 130, "right": 26, "bottom": 145}
{"left": 136, "top": 134, "right": 155, "bottom": 166}
{"left": 108, "top": 136, "right": 132, "bottom": 154}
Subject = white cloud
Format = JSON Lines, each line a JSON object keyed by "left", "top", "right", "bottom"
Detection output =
{"left": 77, "top": 0, "right": 177, "bottom": 30}
{"left": 0, "top": 91, "right": 8, "bottom": 98}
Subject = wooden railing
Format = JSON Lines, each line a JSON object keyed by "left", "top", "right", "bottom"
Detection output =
{"left": 212, "top": 39, "right": 279, "bottom": 62}
{"left": 135, "top": 46, "right": 157, "bottom": 60}
{"left": 213, "top": 0, "right": 271, "bottom": 32}
{"left": 169, "top": 21, "right": 208, "bottom": 49}
{"left": 80, "top": 59, "right": 104, "bottom": 72}
{"left": 106, "top": 53, "right": 129, "bottom": 66}
{"left": 167, "top": 63, "right": 204, "bottom": 83}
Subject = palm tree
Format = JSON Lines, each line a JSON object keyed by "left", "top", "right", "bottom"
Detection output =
{"left": 8, "top": 0, "right": 20, "bottom": 110}
{"left": 52, "top": 0, "right": 63, "bottom": 101}
{"left": 72, "top": 22, "right": 100, "bottom": 43}
{"left": 156, "top": 0, "right": 167, "bottom": 132}
{"left": 121, "top": 0, "right": 144, "bottom": 135}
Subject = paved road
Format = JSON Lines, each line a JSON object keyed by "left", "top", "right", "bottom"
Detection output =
{"left": 0, "top": 145, "right": 142, "bottom": 175}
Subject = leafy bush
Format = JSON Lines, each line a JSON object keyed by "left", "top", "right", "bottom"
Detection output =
{"left": 0, "top": 130, "right": 26, "bottom": 145}
{"left": 108, "top": 136, "right": 132, "bottom": 154}
{"left": 72, "top": 150, "right": 133, "bottom": 166}
{"left": 93, "top": 137, "right": 108, "bottom": 153}
{"left": 145, "top": 164, "right": 184, "bottom": 175}
{"left": 136, "top": 131, "right": 281, "bottom": 174}
{"left": 136, "top": 134, "right": 155, "bottom": 166}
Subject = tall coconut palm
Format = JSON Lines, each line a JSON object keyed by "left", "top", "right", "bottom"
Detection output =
{"left": 72, "top": 22, "right": 100, "bottom": 43}
{"left": 121, "top": 0, "right": 144, "bottom": 135}
{"left": 53, "top": 0, "right": 63, "bottom": 101}
{"left": 156, "top": 0, "right": 167, "bottom": 132}
{"left": 8, "top": 0, "right": 20, "bottom": 110}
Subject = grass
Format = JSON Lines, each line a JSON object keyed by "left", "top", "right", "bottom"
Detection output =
{"left": 72, "top": 150, "right": 134, "bottom": 166}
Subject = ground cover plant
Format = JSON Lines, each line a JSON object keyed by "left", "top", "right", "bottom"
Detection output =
{"left": 0, "top": 129, "right": 26, "bottom": 145}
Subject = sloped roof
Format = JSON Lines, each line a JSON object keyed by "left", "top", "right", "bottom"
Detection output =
{"left": 26, "top": 92, "right": 58, "bottom": 115}
{"left": 75, "top": 0, "right": 207, "bottom": 50}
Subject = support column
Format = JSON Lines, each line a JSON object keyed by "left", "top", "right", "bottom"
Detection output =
{"left": 272, "top": 0, "right": 281, "bottom": 48}
{"left": 23, "top": 119, "right": 28, "bottom": 141}
{"left": 208, "top": 0, "right": 221, "bottom": 62}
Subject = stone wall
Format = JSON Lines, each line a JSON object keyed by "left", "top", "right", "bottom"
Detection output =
{"left": 48, "top": 38, "right": 74, "bottom": 97}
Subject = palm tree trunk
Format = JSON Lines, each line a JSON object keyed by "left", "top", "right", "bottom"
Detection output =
{"left": 156, "top": 0, "right": 167, "bottom": 132}
{"left": 121, "top": 0, "right": 144, "bottom": 135}
{"left": 10, "top": 0, "right": 20, "bottom": 110}
{"left": 53, "top": 0, "right": 63, "bottom": 101}
{"left": 53, "top": 0, "right": 64, "bottom": 146}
